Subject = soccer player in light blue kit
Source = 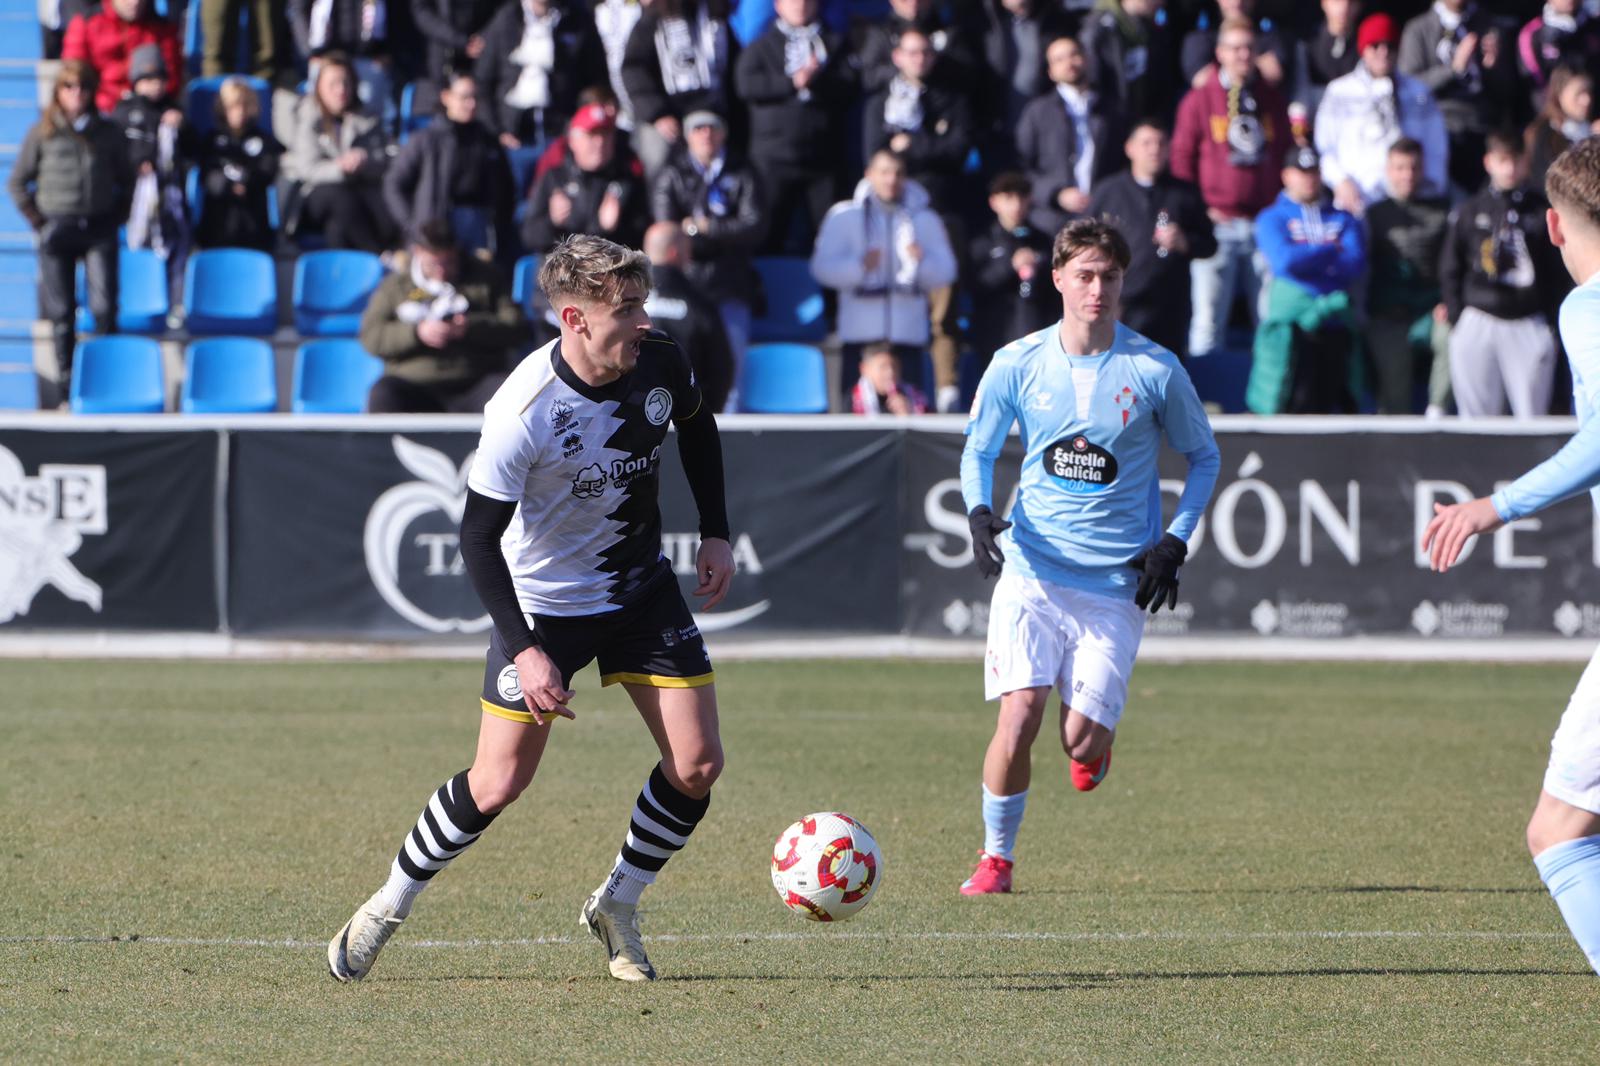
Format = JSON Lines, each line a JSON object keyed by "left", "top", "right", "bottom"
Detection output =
{"left": 1425, "top": 138, "right": 1600, "bottom": 976}
{"left": 957, "top": 219, "right": 1221, "bottom": 894}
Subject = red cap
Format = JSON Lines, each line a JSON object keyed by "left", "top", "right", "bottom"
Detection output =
{"left": 569, "top": 103, "right": 616, "bottom": 133}
{"left": 1356, "top": 13, "right": 1399, "bottom": 53}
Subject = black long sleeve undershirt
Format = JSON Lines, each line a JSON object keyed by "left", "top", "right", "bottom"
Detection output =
{"left": 460, "top": 489, "right": 538, "bottom": 659}
{"left": 675, "top": 407, "right": 730, "bottom": 541}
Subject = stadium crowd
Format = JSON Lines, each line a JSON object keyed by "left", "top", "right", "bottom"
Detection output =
{"left": 12, "top": 0, "right": 1600, "bottom": 415}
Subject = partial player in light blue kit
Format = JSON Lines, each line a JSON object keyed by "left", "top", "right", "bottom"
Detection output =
{"left": 956, "top": 218, "right": 1221, "bottom": 895}
{"left": 1425, "top": 138, "right": 1600, "bottom": 976}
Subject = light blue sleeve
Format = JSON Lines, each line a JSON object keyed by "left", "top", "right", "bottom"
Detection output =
{"left": 1492, "top": 288, "right": 1600, "bottom": 521}
{"left": 1156, "top": 362, "right": 1221, "bottom": 542}
{"left": 961, "top": 360, "right": 1018, "bottom": 514}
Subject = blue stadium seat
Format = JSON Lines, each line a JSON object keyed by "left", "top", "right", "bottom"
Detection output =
{"left": 189, "top": 166, "right": 279, "bottom": 231}
{"left": 77, "top": 249, "right": 170, "bottom": 333}
{"left": 184, "top": 248, "right": 277, "bottom": 334}
{"left": 512, "top": 254, "right": 541, "bottom": 314}
{"left": 398, "top": 83, "right": 432, "bottom": 143}
{"left": 507, "top": 145, "right": 541, "bottom": 198}
{"left": 291, "top": 338, "right": 382, "bottom": 413}
{"left": 0, "top": 12, "right": 41, "bottom": 63}
{"left": 0, "top": 99, "right": 34, "bottom": 146}
{"left": 739, "top": 343, "right": 828, "bottom": 414}
{"left": 292, "top": 250, "right": 384, "bottom": 335}
{"left": 71, "top": 336, "right": 165, "bottom": 413}
{"left": 751, "top": 257, "right": 827, "bottom": 343}
{"left": 0, "top": 179, "right": 32, "bottom": 250}
{"left": 0, "top": 338, "right": 31, "bottom": 366}
{"left": 181, "top": 337, "right": 277, "bottom": 413}
{"left": 185, "top": 75, "right": 272, "bottom": 138}
{"left": 0, "top": 366, "right": 35, "bottom": 408}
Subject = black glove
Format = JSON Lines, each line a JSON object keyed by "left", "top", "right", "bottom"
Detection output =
{"left": 968, "top": 506, "right": 1012, "bottom": 580}
{"left": 1129, "top": 533, "right": 1188, "bottom": 613}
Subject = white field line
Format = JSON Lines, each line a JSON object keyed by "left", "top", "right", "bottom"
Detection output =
{"left": 0, "top": 930, "right": 1567, "bottom": 950}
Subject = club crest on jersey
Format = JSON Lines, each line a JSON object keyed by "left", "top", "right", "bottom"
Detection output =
{"left": 644, "top": 387, "right": 673, "bottom": 426}
{"left": 561, "top": 432, "right": 583, "bottom": 458}
{"left": 550, "top": 399, "right": 575, "bottom": 433}
{"left": 1114, "top": 386, "right": 1138, "bottom": 427}
{"left": 1045, "top": 435, "right": 1119, "bottom": 492}
{"left": 571, "top": 462, "right": 607, "bottom": 498}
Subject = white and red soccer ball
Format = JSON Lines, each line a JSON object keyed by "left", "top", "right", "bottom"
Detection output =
{"left": 770, "top": 812, "right": 883, "bottom": 922}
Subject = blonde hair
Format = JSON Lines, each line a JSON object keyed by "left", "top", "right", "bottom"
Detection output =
{"left": 214, "top": 77, "right": 261, "bottom": 129}
{"left": 1547, "top": 137, "right": 1600, "bottom": 230}
{"left": 537, "top": 234, "right": 652, "bottom": 308}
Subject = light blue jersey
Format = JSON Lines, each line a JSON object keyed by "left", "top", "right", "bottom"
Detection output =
{"left": 1493, "top": 272, "right": 1600, "bottom": 521}
{"left": 961, "top": 322, "right": 1222, "bottom": 597}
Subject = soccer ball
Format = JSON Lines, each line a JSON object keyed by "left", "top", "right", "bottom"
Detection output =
{"left": 770, "top": 812, "right": 883, "bottom": 922}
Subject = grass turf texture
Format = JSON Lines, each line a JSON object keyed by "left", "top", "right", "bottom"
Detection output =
{"left": 1, "top": 659, "right": 1593, "bottom": 1063}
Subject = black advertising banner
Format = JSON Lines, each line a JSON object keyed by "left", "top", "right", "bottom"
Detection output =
{"left": 901, "top": 427, "right": 1597, "bottom": 640}
{"left": 0, "top": 429, "right": 218, "bottom": 630}
{"left": 228, "top": 428, "right": 902, "bottom": 639}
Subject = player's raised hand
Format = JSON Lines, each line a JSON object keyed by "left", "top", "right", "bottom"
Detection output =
{"left": 1422, "top": 498, "right": 1503, "bottom": 572}
{"left": 513, "top": 645, "right": 576, "bottom": 726}
{"left": 968, "top": 506, "right": 1012, "bottom": 579}
{"left": 1129, "top": 533, "right": 1188, "bottom": 613}
{"left": 694, "top": 537, "right": 736, "bottom": 610}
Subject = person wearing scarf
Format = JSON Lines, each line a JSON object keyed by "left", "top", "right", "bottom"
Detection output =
{"left": 863, "top": 27, "right": 972, "bottom": 214}
{"left": 1399, "top": 0, "right": 1513, "bottom": 195}
{"left": 620, "top": 0, "right": 737, "bottom": 176}
{"left": 1080, "top": 0, "right": 1180, "bottom": 124}
{"left": 475, "top": 0, "right": 606, "bottom": 152}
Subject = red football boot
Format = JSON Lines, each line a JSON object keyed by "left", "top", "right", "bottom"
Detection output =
{"left": 959, "top": 851, "right": 1014, "bottom": 895}
{"left": 1070, "top": 746, "right": 1112, "bottom": 791}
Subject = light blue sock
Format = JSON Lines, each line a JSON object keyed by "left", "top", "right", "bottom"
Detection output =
{"left": 981, "top": 784, "right": 1028, "bottom": 861}
{"left": 1533, "top": 834, "right": 1600, "bottom": 976}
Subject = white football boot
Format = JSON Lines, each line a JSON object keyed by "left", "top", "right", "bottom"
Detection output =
{"left": 327, "top": 892, "right": 405, "bottom": 982}
{"left": 580, "top": 886, "right": 657, "bottom": 982}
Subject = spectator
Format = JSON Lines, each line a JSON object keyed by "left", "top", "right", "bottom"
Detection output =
{"left": 282, "top": 53, "right": 396, "bottom": 253}
{"left": 360, "top": 218, "right": 528, "bottom": 414}
{"left": 1399, "top": 0, "right": 1511, "bottom": 196}
{"left": 734, "top": 0, "right": 854, "bottom": 254}
{"left": 1171, "top": 15, "right": 1290, "bottom": 358}
{"left": 1079, "top": 0, "right": 1180, "bottom": 126}
{"left": 7, "top": 61, "right": 133, "bottom": 399}
{"left": 853, "top": 0, "right": 980, "bottom": 97}
{"left": 968, "top": 171, "right": 1058, "bottom": 363}
{"left": 650, "top": 110, "right": 764, "bottom": 391}
{"left": 593, "top": 0, "right": 650, "bottom": 133}
{"left": 195, "top": 77, "right": 283, "bottom": 251}
{"left": 621, "top": 0, "right": 738, "bottom": 176}
{"left": 1441, "top": 131, "right": 1566, "bottom": 418}
{"left": 475, "top": 0, "right": 604, "bottom": 154}
{"left": 383, "top": 67, "right": 515, "bottom": 257}
{"left": 110, "top": 44, "right": 191, "bottom": 296}
{"left": 201, "top": 0, "right": 277, "bottom": 79}
{"left": 1181, "top": 0, "right": 1294, "bottom": 92}
{"left": 288, "top": 0, "right": 398, "bottom": 126}
{"left": 1249, "top": 145, "right": 1365, "bottom": 414}
{"left": 863, "top": 27, "right": 973, "bottom": 213}
{"left": 809, "top": 149, "right": 958, "bottom": 401}
{"left": 851, "top": 340, "right": 929, "bottom": 414}
{"left": 43, "top": 0, "right": 97, "bottom": 61}
{"left": 1315, "top": 12, "right": 1449, "bottom": 214}
{"left": 1363, "top": 137, "right": 1451, "bottom": 415}
{"left": 410, "top": 0, "right": 503, "bottom": 116}
{"left": 522, "top": 101, "right": 651, "bottom": 252}
{"left": 1017, "top": 34, "right": 1124, "bottom": 235}
{"left": 978, "top": 0, "right": 1076, "bottom": 160}
{"left": 1528, "top": 63, "right": 1597, "bottom": 187}
{"left": 1090, "top": 120, "right": 1216, "bottom": 359}
{"left": 62, "top": 0, "right": 182, "bottom": 116}
{"left": 1517, "top": 0, "right": 1600, "bottom": 108}
{"left": 642, "top": 221, "right": 736, "bottom": 412}
{"left": 1295, "top": 0, "right": 1360, "bottom": 113}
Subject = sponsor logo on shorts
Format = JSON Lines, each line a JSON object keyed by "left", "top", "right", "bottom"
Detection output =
{"left": 497, "top": 664, "right": 523, "bottom": 702}
{"left": 1071, "top": 677, "right": 1111, "bottom": 712}
{"left": 644, "top": 388, "right": 673, "bottom": 426}
{"left": 1044, "top": 436, "right": 1118, "bottom": 492}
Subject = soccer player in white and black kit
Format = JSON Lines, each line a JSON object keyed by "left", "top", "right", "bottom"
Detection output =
{"left": 328, "top": 234, "right": 735, "bottom": 984}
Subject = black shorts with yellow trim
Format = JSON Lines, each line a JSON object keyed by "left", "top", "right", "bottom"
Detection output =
{"left": 480, "top": 577, "right": 714, "bottom": 723}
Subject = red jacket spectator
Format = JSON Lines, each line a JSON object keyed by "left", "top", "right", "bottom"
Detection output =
{"left": 62, "top": 1, "right": 182, "bottom": 114}
{"left": 1170, "top": 68, "right": 1291, "bottom": 222}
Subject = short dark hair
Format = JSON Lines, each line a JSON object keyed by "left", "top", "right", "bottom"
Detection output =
{"left": 1387, "top": 137, "right": 1423, "bottom": 160}
{"left": 988, "top": 171, "right": 1031, "bottom": 198}
{"left": 413, "top": 218, "right": 458, "bottom": 253}
{"left": 1051, "top": 218, "right": 1132, "bottom": 272}
{"left": 1485, "top": 129, "right": 1525, "bottom": 158}
{"left": 1127, "top": 118, "right": 1169, "bottom": 140}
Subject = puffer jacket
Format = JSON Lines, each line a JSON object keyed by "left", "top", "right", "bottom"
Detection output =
{"left": 359, "top": 257, "right": 529, "bottom": 384}
{"left": 61, "top": 2, "right": 183, "bottom": 114}
{"left": 7, "top": 110, "right": 133, "bottom": 224}
{"left": 809, "top": 177, "right": 958, "bottom": 346}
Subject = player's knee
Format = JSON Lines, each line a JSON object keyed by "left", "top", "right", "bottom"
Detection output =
{"left": 671, "top": 746, "right": 724, "bottom": 796}
{"left": 467, "top": 765, "right": 533, "bottom": 815}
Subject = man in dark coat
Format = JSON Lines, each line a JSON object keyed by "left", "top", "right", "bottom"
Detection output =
{"left": 862, "top": 26, "right": 972, "bottom": 213}
{"left": 474, "top": 0, "right": 607, "bottom": 151}
{"left": 967, "top": 171, "right": 1058, "bottom": 365}
{"left": 522, "top": 101, "right": 652, "bottom": 252}
{"left": 1016, "top": 34, "right": 1125, "bottom": 234}
{"left": 642, "top": 221, "right": 736, "bottom": 413}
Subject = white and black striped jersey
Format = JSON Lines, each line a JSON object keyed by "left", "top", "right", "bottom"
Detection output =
{"left": 467, "top": 331, "right": 703, "bottom": 617}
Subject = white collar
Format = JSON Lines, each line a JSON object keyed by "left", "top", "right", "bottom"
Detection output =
{"left": 1434, "top": 2, "right": 1465, "bottom": 33}
{"left": 1545, "top": 5, "right": 1579, "bottom": 33}
{"left": 1056, "top": 83, "right": 1090, "bottom": 112}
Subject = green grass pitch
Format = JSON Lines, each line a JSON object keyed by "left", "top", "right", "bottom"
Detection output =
{"left": 2, "top": 658, "right": 1595, "bottom": 1063}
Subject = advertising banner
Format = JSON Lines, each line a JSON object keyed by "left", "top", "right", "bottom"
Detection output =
{"left": 0, "top": 429, "right": 219, "bottom": 630}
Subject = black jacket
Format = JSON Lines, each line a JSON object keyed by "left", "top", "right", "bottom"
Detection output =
{"left": 733, "top": 20, "right": 855, "bottom": 171}
{"left": 288, "top": 0, "right": 391, "bottom": 57}
{"left": 1180, "top": 20, "right": 1295, "bottom": 93}
{"left": 621, "top": 5, "right": 738, "bottom": 125}
{"left": 383, "top": 118, "right": 515, "bottom": 248}
{"left": 862, "top": 81, "right": 971, "bottom": 211}
{"left": 1015, "top": 87, "right": 1124, "bottom": 231}
{"left": 645, "top": 262, "right": 734, "bottom": 413}
{"left": 851, "top": 8, "right": 979, "bottom": 96}
{"left": 196, "top": 122, "right": 282, "bottom": 251}
{"left": 967, "top": 218, "right": 1057, "bottom": 359}
{"left": 521, "top": 151, "right": 650, "bottom": 252}
{"left": 475, "top": 1, "right": 605, "bottom": 143}
{"left": 650, "top": 147, "right": 764, "bottom": 306}
{"left": 1087, "top": 170, "right": 1215, "bottom": 310}
{"left": 1440, "top": 185, "right": 1566, "bottom": 325}
{"left": 1079, "top": 5, "right": 1179, "bottom": 124}
{"left": 410, "top": 0, "right": 504, "bottom": 84}
{"left": 977, "top": 0, "right": 1075, "bottom": 145}
{"left": 110, "top": 92, "right": 194, "bottom": 176}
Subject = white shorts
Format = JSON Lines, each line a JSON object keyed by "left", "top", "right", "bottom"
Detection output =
{"left": 1544, "top": 644, "right": 1600, "bottom": 814}
{"left": 983, "top": 571, "right": 1145, "bottom": 730}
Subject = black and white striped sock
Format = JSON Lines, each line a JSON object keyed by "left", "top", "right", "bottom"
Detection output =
{"left": 603, "top": 763, "right": 711, "bottom": 906}
{"left": 376, "top": 770, "right": 497, "bottom": 917}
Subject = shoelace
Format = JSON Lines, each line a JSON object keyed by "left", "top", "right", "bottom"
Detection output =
{"left": 351, "top": 909, "right": 399, "bottom": 961}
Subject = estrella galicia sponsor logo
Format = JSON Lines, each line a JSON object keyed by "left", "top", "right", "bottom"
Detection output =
{"left": 1045, "top": 435, "right": 1118, "bottom": 492}
{"left": 550, "top": 398, "right": 575, "bottom": 433}
{"left": 644, "top": 387, "right": 673, "bottom": 426}
{"left": 561, "top": 432, "right": 583, "bottom": 458}
{"left": 572, "top": 462, "right": 607, "bottom": 499}
{"left": 0, "top": 443, "right": 105, "bottom": 622}
{"left": 496, "top": 664, "right": 522, "bottom": 702}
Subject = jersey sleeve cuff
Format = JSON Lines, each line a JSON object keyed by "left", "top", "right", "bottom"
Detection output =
{"left": 1490, "top": 490, "right": 1517, "bottom": 524}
